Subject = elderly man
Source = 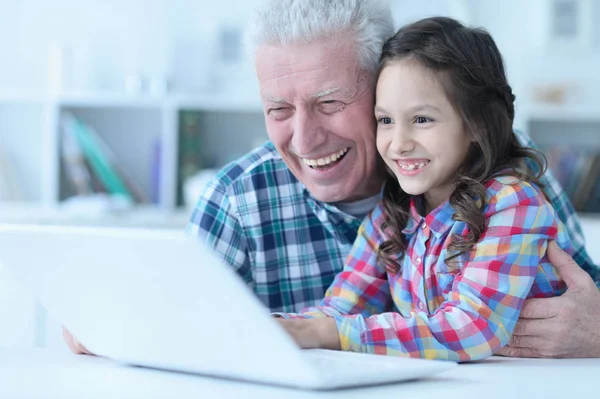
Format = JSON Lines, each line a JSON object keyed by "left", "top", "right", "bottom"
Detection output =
{"left": 66, "top": 0, "right": 600, "bottom": 358}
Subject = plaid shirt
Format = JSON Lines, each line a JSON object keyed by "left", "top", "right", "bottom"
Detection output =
{"left": 278, "top": 177, "right": 571, "bottom": 361}
{"left": 186, "top": 131, "right": 598, "bottom": 313}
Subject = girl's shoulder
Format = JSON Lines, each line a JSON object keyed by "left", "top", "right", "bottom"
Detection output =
{"left": 361, "top": 200, "right": 391, "bottom": 239}
{"left": 483, "top": 175, "right": 548, "bottom": 214}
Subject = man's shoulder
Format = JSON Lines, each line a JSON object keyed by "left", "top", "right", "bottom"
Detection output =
{"left": 187, "top": 141, "right": 302, "bottom": 236}
{"left": 513, "top": 129, "right": 536, "bottom": 148}
{"left": 210, "top": 141, "right": 298, "bottom": 194}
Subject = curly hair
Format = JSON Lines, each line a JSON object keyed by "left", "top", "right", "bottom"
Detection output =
{"left": 376, "top": 17, "right": 547, "bottom": 273}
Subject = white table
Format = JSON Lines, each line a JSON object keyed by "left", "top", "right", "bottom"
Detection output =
{"left": 0, "top": 349, "right": 597, "bottom": 399}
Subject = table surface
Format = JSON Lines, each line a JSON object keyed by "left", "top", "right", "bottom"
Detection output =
{"left": 1, "top": 348, "right": 598, "bottom": 399}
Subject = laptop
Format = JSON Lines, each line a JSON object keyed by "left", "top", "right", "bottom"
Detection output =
{"left": 0, "top": 223, "right": 456, "bottom": 390}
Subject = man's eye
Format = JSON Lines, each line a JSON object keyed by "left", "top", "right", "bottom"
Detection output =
{"left": 321, "top": 100, "right": 342, "bottom": 108}
{"left": 319, "top": 100, "right": 345, "bottom": 113}
{"left": 377, "top": 116, "right": 393, "bottom": 125}
{"left": 268, "top": 107, "right": 290, "bottom": 116}
{"left": 267, "top": 107, "right": 293, "bottom": 120}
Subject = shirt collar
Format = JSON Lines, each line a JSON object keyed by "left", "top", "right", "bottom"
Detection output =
{"left": 301, "top": 182, "right": 384, "bottom": 222}
{"left": 402, "top": 196, "right": 455, "bottom": 237}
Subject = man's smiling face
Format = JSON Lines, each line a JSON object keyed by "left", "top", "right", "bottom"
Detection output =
{"left": 256, "top": 37, "right": 384, "bottom": 203}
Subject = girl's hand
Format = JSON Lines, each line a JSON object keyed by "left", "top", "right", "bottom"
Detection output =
{"left": 276, "top": 318, "right": 341, "bottom": 350}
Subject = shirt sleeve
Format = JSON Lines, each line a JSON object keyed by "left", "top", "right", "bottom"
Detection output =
{"left": 334, "top": 180, "right": 569, "bottom": 361}
{"left": 514, "top": 129, "right": 599, "bottom": 283}
{"left": 272, "top": 205, "right": 393, "bottom": 320}
{"left": 185, "top": 178, "right": 253, "bottom": 285}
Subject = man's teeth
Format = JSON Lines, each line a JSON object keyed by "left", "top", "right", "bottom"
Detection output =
{"left": 302, "top": 148, "right": 349, "bottom": 167}
{"left": 399, "top": 161, "right": 429, "bottom": 170}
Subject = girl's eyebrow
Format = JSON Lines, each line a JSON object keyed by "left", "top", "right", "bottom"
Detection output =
{"left": 407, "top": 104, "right": 443, "bottom": 113}
{"left": 374, "top": 104, "right": 443, "bottom": 114}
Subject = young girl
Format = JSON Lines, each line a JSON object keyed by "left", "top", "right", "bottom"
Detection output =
{"left": 274, "top": 17, "right": 572, "bottom": 362}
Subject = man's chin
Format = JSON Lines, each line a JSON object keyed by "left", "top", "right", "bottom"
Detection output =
{"left": 305, "top": 185, "right": 351, "bottom": 203}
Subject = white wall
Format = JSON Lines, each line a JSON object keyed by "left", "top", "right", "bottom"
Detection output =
{"left": 581, "top": 217, "right": 600, "bottom": 263}
{"left": 1, "top": 0, "right": 599, "bottom": 111}
{"left": 0, "top": 0, "right": 260, "bottom": 94}
{"left": 393, "top": 0, "right": 600, "bottom": 131}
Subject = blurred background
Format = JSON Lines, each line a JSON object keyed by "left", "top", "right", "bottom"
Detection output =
{"left": 0, "top": 0, "right": 598, "bottom": 349}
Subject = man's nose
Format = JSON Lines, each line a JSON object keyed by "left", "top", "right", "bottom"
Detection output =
{"left": 291, "top": 109, "right": 327, "bottom": 155}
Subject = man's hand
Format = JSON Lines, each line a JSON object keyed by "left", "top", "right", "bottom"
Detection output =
{"left": 62, "top": 327, "right": 94, "bottom": 355}
{"left": 276, "top": 318, "right": 341, "bottom": 350}
{"left": 498, "top": 241, "right": 600, "bottom": 358}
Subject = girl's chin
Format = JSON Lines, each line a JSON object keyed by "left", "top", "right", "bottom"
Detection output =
{"left": 397, "top": 183, "right": 428, "bottom": 196}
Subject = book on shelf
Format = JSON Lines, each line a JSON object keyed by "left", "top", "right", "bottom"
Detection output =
{"left": 84, "top": 122, "right": 149, "bottom": 204}
{"left": 543, "top": 145, "right": 600, "bottom": 213}
{"left": 0, "top": 146, "right": 24, "bottom": 202}
{"left": 177, "top": 110, "right": 204, "bottom": 206}
{"left": 60, "top": 114, "right": 95, "bottom": 195}
{"left": 577, "top": 155, "right": 600, "bottom": 213}
{"left": 60, "top": 113, "right": 149, "bottom": 204}
{"left": 150, "top": 137, "right": 162, "bottom": 205}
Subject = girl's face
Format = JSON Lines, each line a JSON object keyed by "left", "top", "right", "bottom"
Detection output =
{"left": 375, "top": 60, "right": 472, "bottom": 211}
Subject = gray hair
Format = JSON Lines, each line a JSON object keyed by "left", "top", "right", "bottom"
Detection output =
{"left": 247, "top": 0, "right": 395, "bottom": 74}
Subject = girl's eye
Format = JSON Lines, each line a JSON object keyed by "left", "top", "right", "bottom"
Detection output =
{"left": 377, "top": 116, "right": 393, "bottom": 125}
{"left": 414, "top": 116, "right": 432, "bottom": 124}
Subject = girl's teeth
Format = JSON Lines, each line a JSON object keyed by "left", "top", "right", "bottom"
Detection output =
{"left": 400, "top": 162, "right": 428, "bottom": 170}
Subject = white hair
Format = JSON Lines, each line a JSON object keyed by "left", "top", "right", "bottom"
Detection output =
{"left": 246, "top": 0, "right": 395, "bottom": 74}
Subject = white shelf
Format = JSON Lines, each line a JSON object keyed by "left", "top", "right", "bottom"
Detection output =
{"left": 0, "top": 90, "right": 263, "bottom": 112}
{"left": 0, "top": 203, "right": 190, "bottom": 229}
{"left": 0, "top": 90, "right": 48, "bottom": 105}
{"left": 524, "top": 103, "right": 600, "bottom": 123}
{"left": 57, "top": 92, "right": 165, "bottom": 109}
{"left": 171, "top": 93, "right": 263, "bottom": 113}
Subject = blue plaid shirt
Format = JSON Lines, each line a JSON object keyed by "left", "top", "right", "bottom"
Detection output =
{"left": 186, "top": 131, "right": 599, "bottom": 312}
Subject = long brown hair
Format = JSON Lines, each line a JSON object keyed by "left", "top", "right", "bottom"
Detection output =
{"left": 376, "top": 17, "right": 547, "bottom": 272}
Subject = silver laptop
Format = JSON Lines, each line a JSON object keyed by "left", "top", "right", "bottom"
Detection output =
{"left": 0, "top": 223, "right": 456, "bottom": 390}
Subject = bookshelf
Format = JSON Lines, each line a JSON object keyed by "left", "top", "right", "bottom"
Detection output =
{"left": 524, "top": 104, "right": 600, "bottom": 215}
{"left": 0, "top": 90, "right": 267, "bottom": 213}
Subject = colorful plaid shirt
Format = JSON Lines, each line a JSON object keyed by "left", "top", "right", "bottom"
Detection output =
{"left": 186, "top": 131, "right": 598, "bottom": 313}
{"left": 277, "top": 177, "right": 572, "bottom": 361}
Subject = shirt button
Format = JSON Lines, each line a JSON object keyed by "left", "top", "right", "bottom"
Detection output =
{"left": 421, "top": 222, "right": 427, "bottom": 229}
{"left": 419, "top": 302, "right": 426, "bottom": 311}
{"left": 415, "top": 257, "right": 422, "bottom": 265}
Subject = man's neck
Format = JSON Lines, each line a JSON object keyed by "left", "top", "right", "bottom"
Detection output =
{"left": 333, "top": 193, "right": 381, "bottom": 219}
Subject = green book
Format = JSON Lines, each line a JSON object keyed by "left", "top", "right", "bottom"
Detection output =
{"left": 73, "top": 119, "right": 134, "bottom": 202}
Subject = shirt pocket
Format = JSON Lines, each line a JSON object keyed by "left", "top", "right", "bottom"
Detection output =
{"left": 435, "top": 254, "right": 467, "bottom": 296}
{"left": 436, "top": 270, "right": 459, "bottom": 296}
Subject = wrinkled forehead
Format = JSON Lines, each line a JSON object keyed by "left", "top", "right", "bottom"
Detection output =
{"left": 255, "top": 40, "right": 372, "bottom": 100}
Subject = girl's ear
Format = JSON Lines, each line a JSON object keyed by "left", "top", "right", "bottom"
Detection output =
{"left": 462, "top": 120, "right": 477, "bottom": 143}
{"left": 468, "top": 129, "right": 477, "bottom": 143}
